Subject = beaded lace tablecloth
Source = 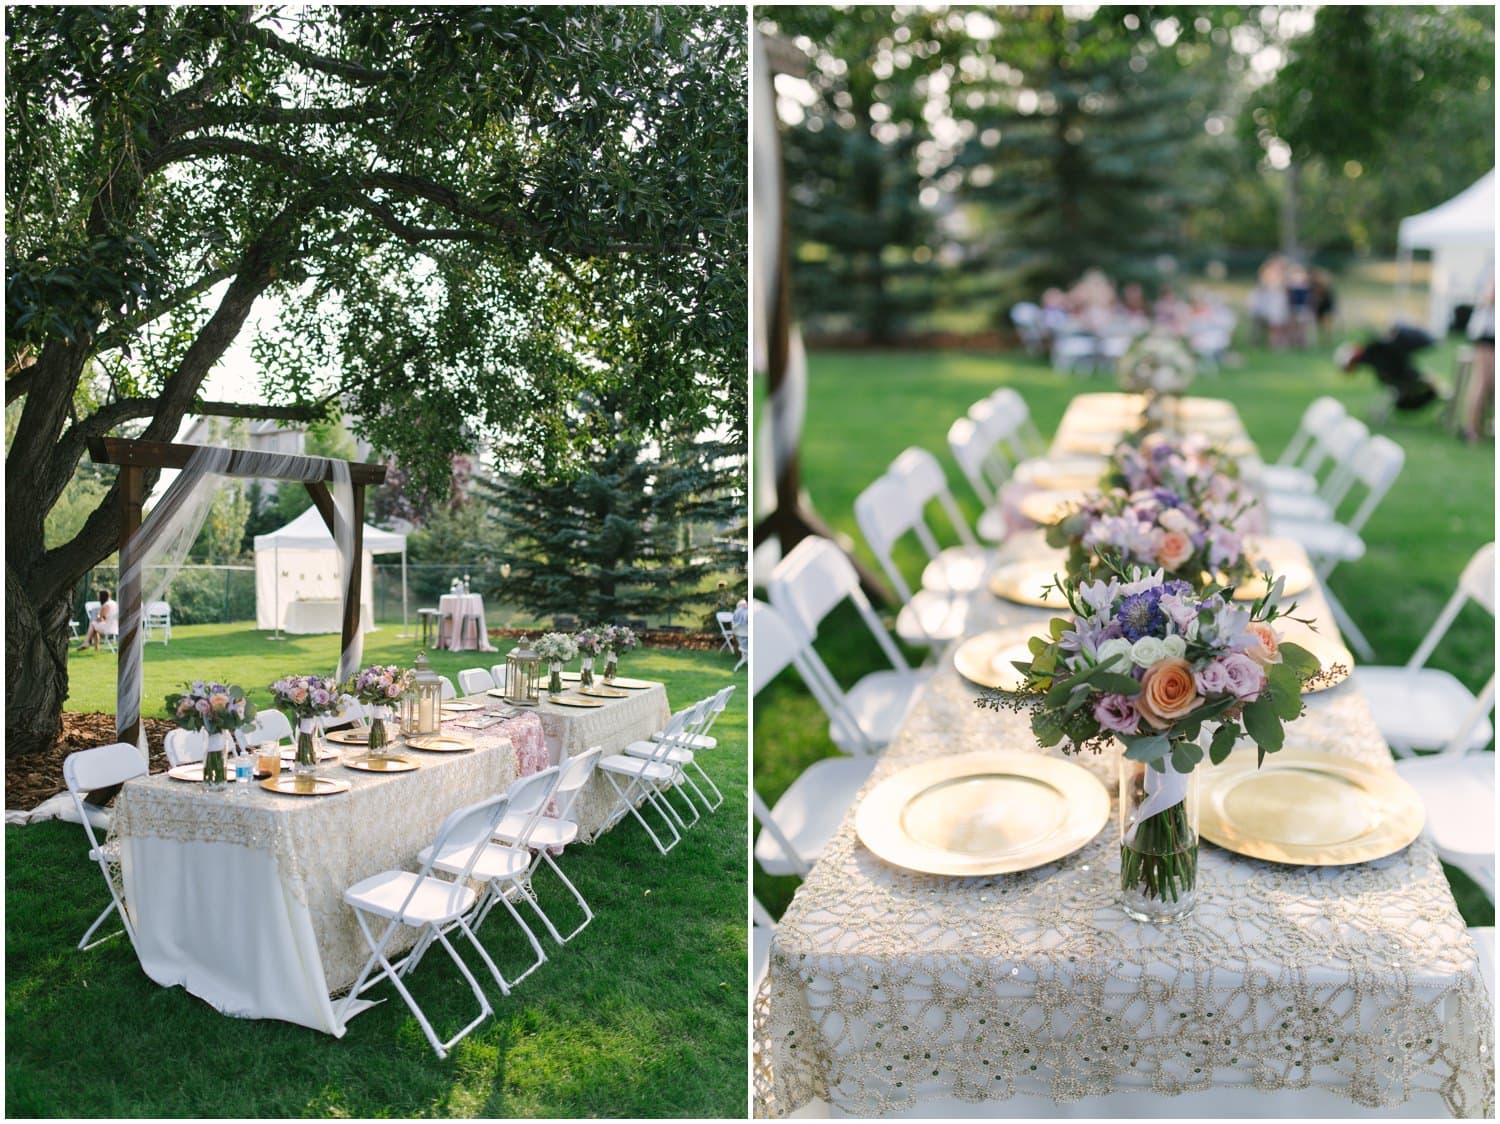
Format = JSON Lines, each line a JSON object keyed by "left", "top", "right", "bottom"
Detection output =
{"left": 757, "top": 409, "right": 1494, "bottom": 1117}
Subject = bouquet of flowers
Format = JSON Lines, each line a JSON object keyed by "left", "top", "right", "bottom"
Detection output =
{"left": 344, "top": 664, "right": 413, "bottom": 751}
{"left": 1109, "top": 432, "right": 1239, "bottom": 497}
{"left": 1049, "top": 483, "right": 1254, "bottom": 593}
{"left": 534, "top": 632, "right": 579, "bottom": 696}
{"left": 269, "top": 673, "right": 344, "bottom": 773}
{"left": 599, "top": 623, "right": 638, "bottom": 680}
{"left": 574, "top": 627, "right": 604, "bottom": 686}
{"left": 978, "top": 564, "right": 1334, "bottom": 918}
{"left": 165, "top": 681, "right": 257, "bottom": 786}
{"left": 1118, "top": 331, "right": 1196, "bottom": 397}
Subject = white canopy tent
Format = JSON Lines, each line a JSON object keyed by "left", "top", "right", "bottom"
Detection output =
{"left": 253, "top": 506, "right": 408, "bottom": 635}
{"left": 1395, "top": 170, "right": 1496, "bottom": 336}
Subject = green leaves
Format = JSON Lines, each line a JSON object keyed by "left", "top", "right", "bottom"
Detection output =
{"left": 1208, "top": 721, "right": 1239, "bottom": 765}
{"left": 1278, "top": 641, "right": 1321, "bottom": 685}
{"left": 1241, "top": 696, "right": 1285, "bottom": 755}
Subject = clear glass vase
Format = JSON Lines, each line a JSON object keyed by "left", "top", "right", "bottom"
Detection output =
{"left": 548, "top": 661, "right": 564, "bottom": 698}
{"left": 1118, "top": 750, "right": 1199, "bottom": 923}
{"left": 367, "top": 705, "right": 390, "bottom": 752}
{"left": 295, "top": 717, "right": 320, "bottom": 777}
{"left": 604, "top": 654, "right": 618, "bottom": 682}
{"left": 202, "top": 731, "right": 228, "bottom": 790}
{"left": 579, "top": 657, "right": 594, "bottom": 688}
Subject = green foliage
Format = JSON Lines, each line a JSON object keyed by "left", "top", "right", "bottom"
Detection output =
{"left": 479, "top": 393, "right": 745, "bottom": 624}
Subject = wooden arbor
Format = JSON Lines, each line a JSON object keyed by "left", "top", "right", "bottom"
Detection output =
{"left": 88, "top": 436, "right": 387, "bottom": 749}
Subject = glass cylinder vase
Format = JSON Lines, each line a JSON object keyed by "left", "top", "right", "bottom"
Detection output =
{"left": 202, "top": 731, "right": 228, "bottom": 789}
{"left": 295, "top": 717, "right": 320, "bottom": 777}
{"left": 579, "top": 657, "right": 594, "bottom": 688}
{"left": 548, "top": 661, "right": 564, "bottom": 698}
{"left": 1118, "top": 750, "right": 1199, "bottom": 923}
{"left": 604, "top": 654, "right": 618, "bottom": 682}
{"left": 367, "top": 705, "right": 391, "bottom": 752}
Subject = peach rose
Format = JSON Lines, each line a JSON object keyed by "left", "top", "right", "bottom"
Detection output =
{"left": 1243, "top": 621, "right": 1283, "bottom": 666}
{"left": 1136, "top": 657, "right": 1202, "bottom": 730}
{"left": 1157, "top": 529, "right": 1194, "bottom": 571}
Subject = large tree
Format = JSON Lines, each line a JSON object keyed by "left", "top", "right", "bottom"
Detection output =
{"left": 5, "top": 5, "right": 746, "bottom": 755}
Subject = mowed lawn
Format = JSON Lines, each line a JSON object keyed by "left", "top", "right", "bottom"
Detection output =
{"left": 753, "top": 342, "right": 1495, "bottom": 927}
{"left": 8, "top": 629, "right": 749, "bottom": 1118}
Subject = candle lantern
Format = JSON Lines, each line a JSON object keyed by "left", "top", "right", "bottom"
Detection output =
{"left": 504, "top": 637, "right": 542, "bottom": 706}
{"left": 401, "top": 651, "right": 444, "bottom": 735}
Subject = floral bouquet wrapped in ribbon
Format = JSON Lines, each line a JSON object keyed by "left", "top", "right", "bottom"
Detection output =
{"left": 599, "top": 624, "right": 638, "bottom": 681}
{"left": 1048, "top": 480, "right": 1255, "bottom": 594}
{"left": 270, "top": 673, "right": 344, "bottom": 775}
{"left": 977, "top": 564, "right": 1333, "bottom": 921}
{"left": 534, "top": 632, "right": 579, "bottom": 697}
{"left": 574, "top": 627, "right": 604, "bottom": 686}
{"left": 344, "top": 664, "right": 413, "bottom": 752}
{"left": 165, "top": 681, "right": 257, "bottom": 787}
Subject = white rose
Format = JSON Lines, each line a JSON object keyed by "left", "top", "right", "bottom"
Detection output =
{"left": 1159, "top": 508, "right": 1194, "bottom": 535}
{"left": 1161, "top": 634, "right": 1186, "bottom": 660}
{"left": 1130, "top": 636, "right": 1168, "bottom": 668}
{"left": 1097, "top": 637, "right": 1134, "bottom": 669}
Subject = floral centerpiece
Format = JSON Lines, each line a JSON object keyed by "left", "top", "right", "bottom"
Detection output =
{"left": 599, "top": 623, "right": 639, "bottom": 681}
{"left": 270, "top": 673, "right": 344, "bottom": 776}
{"left": 533, "top": 632, "right": 579, "bottom": 697}
{"left": 574, "top": 627, "right": 604, "bottom": 687}
{"left": 1048, "top": 481, "right": 1255, "bottom": 594}
{"left": 344, "top": 664, "right": 414, "bottom": 752}
{"left": 1118, "top": 331, "right": 1196, "bottom": 424}
{"left": 165, "top": 681, "right": 257, "bottom": 788}
{"left": 1108, "top": 432, "right": 1239, "bottom": 496}
{"left": 977, "top": 563, "right": 1332, "bottom": 921}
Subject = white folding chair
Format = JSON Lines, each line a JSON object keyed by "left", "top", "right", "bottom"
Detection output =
{"left": 457, "top": 668, "right": 495, "bottom": 696}
{"left": 338, "top": 792, "right": 511, "bottom": 1058}
{"left": 493, "top": 748, "right": 602, "bottom": 944}
{"left": 854, "top": 470, "right": 970, "bottom": 649}
{"left": 598, "top": 712, "right": 691, "bottom": 854}
{"left": 235, "top": 708, "right": 294, "bottom": 751}
{"left": 438, "top": 675, "right": 457, "bottom": 701}
{"left": 733, "top": 622, "right": 749, "bottom": 672}
{"left": 716, "top": 611, "right": 737, "bottom": 654}
{"left": 886, "top": 447, "right": 994, "bottom": 594}
{"left": 163, "top": 728, "right": 206, "bottom": 767}
{"left": 418, "top": 768, "right": 559, "bottom": 992}
{"left": 1272, "top": 435, "right": 1405, "bottom": 659}
{"left": 752, "top": 896, "right": 777, "bottom": 994}
{"left": 1051, "top": 331, "right": 1098, "bottom": 376}
{"left": 142, "top": 600, "right": 172, "bottom": 645}
{"left": 1009, "top": 301, "right": 1046, "bottom": 355}
{"left": 968, "top": 395, "right": 1029, "bottom": 468}
{"left": 1396, "top": 743, "right": 1495, "bottom": 902}
{"left": 1356, "top": 543, "right": 1494, "bottom": 757}
{"left": 631, "top": 697, "right": 723, "bottom": 816}
{"left": 765, "top": 541, "right": 929, "bottom": 755}
{"left": 1263, "top": 396, "right": 1347, "bottom": 493}
{"left": 989, "top": 388, "right": 1046, "bottom": 458}
{"left": 654, "top": 684, "right": 736, "bottom": 751}
{"left": 1265, "top": 415, "right": 1369, "bottom": 522}
{"left": 63, "top": 743, "right": 147, "bottom": 951}
{"left": 947, "top": 415, "right": 1012, "bottom": 544}
{"left": 751, "top": 603, "right": 879, "bottom": 875}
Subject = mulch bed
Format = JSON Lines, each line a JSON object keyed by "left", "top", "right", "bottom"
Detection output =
{"left": 5, "top": 713, "right": 174, "bottom": 813}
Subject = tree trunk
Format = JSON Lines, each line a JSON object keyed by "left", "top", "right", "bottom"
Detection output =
{"left": 4, "top": 568, "right": 74, "bottom": 758}
{"left": 1280, "top": 159, "right": 1302, "bottom": 257}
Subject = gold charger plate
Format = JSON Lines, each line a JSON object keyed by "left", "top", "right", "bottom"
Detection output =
{"left": 988, "top": 558, "right": 1069, "bottom": 609}
{"left": 325, "top": 728, "right": 372, "bottom": 746}
{"left": 598, "top": 676, "right": 655, "bottom": 690}
{"left": 578, "top": 685, "right": 629, "bottom": 698}
{"left": 1019, "top": 488, "right": 1091, "bottom": 526}
{"left": 167, "top": 762, "right": 204, "bottom": 782}
{"left": 855, "top": 750, "right": 1110, "bottom": 876}
{"left": 441, "top": 701, "right": 484, "bottom": 713}
{"left": 548, "top": 695, "right": 606, "bottom": 708}
{"left": 1199, "top": 748, "right": 1423, "bottom": 865}
{"left": 403, "top": 734, "right": 476, "bottom": 753}
{"left": 953, "top": 627, "right": 1047, "bottom": 692}
{"left": 260, "top": 775, "right": 352, "bottom": 797}
{"left": 342, "top": 754, "right": 420, "bottom": 773}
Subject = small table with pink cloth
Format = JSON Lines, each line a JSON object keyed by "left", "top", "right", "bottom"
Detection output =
{"left": 436, "top": 591, "right": 495, "bottom": 651}
{"left": 112, "top": 710, "right": 557, "bottom": 1036}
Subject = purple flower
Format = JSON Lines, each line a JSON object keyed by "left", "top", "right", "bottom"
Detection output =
{"left": 1221, "top": 653, "right": 1266, "bottom": 701}
{"left": 1117, "top": 587, "right": 1166, "bottom": 642}
{"left": 1094, "top": 693, "right": 1141, "bottom": 735}
{"left": 1194, "top": 658, "right": 1233, "bottom": 696}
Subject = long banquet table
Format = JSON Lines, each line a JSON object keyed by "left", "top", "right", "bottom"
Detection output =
{"left": 757, "top": 396, "right": 1494, "bottom": 1118}
{"left": 112, "top": 680, "right": 671, "bottom": 1035}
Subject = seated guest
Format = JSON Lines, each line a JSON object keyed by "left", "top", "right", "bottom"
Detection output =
{"left": 79, "top": 588, "right": 118, "bottom": 653}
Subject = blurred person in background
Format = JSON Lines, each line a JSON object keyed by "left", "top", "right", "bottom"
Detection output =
{"left": 1463, "top": 271, "right": 1495, "bottom": 444}
{"left": 1249, "top": 255, "right": 1290, "bottom": 349}
{"left": 1310, "top": 268, "right": 1337, "bottom": 345}
{"left": 1286, "top": 264, "right": 1313, "bottom": 349}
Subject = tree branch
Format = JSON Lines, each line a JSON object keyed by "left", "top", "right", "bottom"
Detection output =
{"left": 93, "top": 266, "right": 239, "bottom": 353}
{"left": 191, "top": 398, "right": 334, "bottom": 422}
{"left": 241, "top": 21, "right": 399, "bottom": 86}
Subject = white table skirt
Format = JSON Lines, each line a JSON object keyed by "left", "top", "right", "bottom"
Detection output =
{"left": 437, "top": 593, "right": 494, "bottom": 651}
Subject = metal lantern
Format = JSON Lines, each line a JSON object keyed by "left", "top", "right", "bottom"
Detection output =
{"left": 401, "top": 651, "right": 444, "bottom": 736}
{"left": 504, "top": 637, "right": 542, "bottom": 706}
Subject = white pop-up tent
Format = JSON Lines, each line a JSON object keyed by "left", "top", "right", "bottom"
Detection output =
{"left": 254, "top": 506, "right": 408, "bottom": 635}
{"left": 1396, "top": 170, "right": 1496, "bottom": 336}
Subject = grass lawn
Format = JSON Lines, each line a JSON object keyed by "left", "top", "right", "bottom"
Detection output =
{"left": 9, "top": 629, "right": 749, "bottom": 1118}
{"left": 753, "top": 342, "right": 1495, "bottom": 927}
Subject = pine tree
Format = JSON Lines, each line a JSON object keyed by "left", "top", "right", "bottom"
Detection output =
{"left": 479, "top": 394, "right": 744, "bottom": 625}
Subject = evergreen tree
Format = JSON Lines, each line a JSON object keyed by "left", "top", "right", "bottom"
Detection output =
{"left": 480, "top": 394, "right": 744, "bottom": 625}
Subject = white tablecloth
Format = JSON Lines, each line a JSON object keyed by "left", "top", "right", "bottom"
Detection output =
{"left": 437, "top": 592, "right": 494, "bottom": 651}
{"left": 757, "top": 397, "right": 1493, "bottom": 1118}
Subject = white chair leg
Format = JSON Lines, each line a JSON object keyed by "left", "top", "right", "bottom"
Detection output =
{"left": 491, "top": 883, "right": 548, "bottom": 987}
{"left": 690, "top": 759, "right": 725, "bottom": 811}
{"left": 526, "top": 851, "right": 594, "bottom": 944}
{"left": 604, "top": 770, "right": 680, "bottom": 854}
{"left": 78, "top": 901, "right": 124, "bottom": 951}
